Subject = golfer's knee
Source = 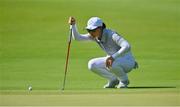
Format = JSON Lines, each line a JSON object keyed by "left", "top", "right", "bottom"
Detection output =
{"left": 88, "top": 59, "right": 97, "bottom": 71}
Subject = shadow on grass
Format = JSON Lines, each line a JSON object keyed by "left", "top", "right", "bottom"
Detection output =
{"left": 128, "top": 86, "right": 176, "bottom": 89}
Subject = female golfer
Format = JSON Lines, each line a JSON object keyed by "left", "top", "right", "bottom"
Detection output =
{"left": 68, "top": 16, "right": 138, "bottom": 88}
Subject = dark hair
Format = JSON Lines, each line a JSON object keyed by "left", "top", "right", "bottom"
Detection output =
{"left": 102, "top": 23, "right": 106, "bottom": 29}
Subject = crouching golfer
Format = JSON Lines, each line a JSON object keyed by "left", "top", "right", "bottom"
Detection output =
{"left": 68, "top": 16, "right": 138, "bottom": 88}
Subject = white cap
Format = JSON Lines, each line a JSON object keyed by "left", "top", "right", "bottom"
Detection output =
{"left": 86, "top": 17, "right": 103, "bottom": 30}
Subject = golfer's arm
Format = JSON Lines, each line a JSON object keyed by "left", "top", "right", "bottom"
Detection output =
{"left": 72, "top": 25, "right": 91, "bottom": 41}
{"left": 111, "top": 34, "right": 131, "bottom": 59}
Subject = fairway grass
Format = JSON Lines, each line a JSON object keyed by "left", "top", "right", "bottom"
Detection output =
{"left": 0, "top": 88, "right": 179, "bottom": 106}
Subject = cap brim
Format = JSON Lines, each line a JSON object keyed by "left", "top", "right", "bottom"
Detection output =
{"left": 86, "top": 25, "right": 98, "bottom": 30}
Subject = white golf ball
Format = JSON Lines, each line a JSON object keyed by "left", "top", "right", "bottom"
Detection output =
{"left": 28, "top": 86, "right": 32, "bottom": 91}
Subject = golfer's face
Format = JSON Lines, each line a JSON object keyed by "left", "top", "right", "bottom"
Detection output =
{"left": 88, "top": 28, "right": 101, "bottom": 38}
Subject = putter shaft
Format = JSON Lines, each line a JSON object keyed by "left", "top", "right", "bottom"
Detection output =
{"left": 62, "top": 26, "right": 72, "bottom": 90}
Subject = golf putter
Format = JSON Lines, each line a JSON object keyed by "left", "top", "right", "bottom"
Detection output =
{"left": 62, "top": 25, "right": 73, "bottom": 90}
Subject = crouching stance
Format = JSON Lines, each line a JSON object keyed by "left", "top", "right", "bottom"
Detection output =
{"left": 68, "top": 16, "right": 138, "bottom": 88}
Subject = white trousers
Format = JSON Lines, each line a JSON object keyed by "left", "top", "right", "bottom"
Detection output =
{"left": 88, "top": 53, "right": 135, "bottom": 82}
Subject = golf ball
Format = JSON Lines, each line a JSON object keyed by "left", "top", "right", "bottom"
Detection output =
{"left": 28, "top": 86, "right": 32, "bottom": 91}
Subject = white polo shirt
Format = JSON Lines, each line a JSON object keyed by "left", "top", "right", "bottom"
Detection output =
{"left": 71, "top": 25, "right": 134, "bottom": 60}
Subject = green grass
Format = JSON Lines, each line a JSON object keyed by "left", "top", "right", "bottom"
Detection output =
{"left": 0, "top": 0, "right": 180, "bottom": 106}
{"left": 0, "top": 89, "right": 178, "bottom": 106}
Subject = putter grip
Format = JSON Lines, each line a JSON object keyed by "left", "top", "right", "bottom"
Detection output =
{"left": 68, "top": 25, "right": 73, "bottom": 43}
{"left": 69, "top": 25, "right": 72, "bottom": 29}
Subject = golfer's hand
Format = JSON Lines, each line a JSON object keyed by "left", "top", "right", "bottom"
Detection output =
{"left": 68, "top": 17, "right": 76, "bottom": 25}
{"left": 106, "top": 56, "right": 114, "bottom": 69}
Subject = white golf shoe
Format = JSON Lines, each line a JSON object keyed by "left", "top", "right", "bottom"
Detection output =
{"left": 103, "top": 79, "right": 119, "bottom": 88}
{"left": 116, "top": 80, "right": 129, "bottom": 88}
